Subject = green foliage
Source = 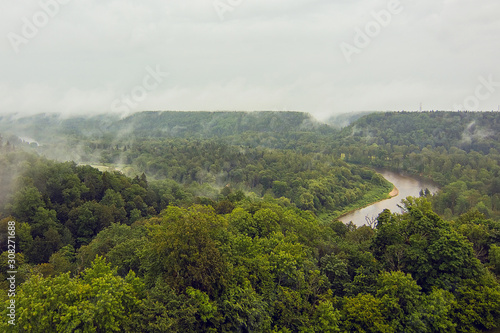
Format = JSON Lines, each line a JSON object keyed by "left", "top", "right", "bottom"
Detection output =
{"left": 372, "top": 198, "right": 482, "bottom": 292}
{"left": 77, "top": 223, "right": 147, "bottom": 276}
{"left": 141, "top": 205, "right": 230, "bottom": 296}
{"left": 11, "top": 186, "right": 45, "bottom": 223}
{"left": 49, "top": 244, "right": 76, "bottom": 276}
{"left": 2, "top": 111, "right": 500, "bottom": 331}
{"left": 341, "top": 293, "right": 393, "bottom": 332}
{"left": 311, "top": 300, "right": 341, "bottom": 332}
{"left": 489, "top": 245, "right": 500, "bottom": 275}
{"left": 333, "top": 112, "right": 500, "bottom": 220}
{"left": 117, "top": 138, "right": 390, "bottom": 214}
{"left": 376, "top": 271, "right": 425, "bottom": 332}
{"left": 451, "top": 277, "right": 500, "bottom": 332}
{"left": 0, "top": 256, "right": 143, "bottom": 333}
{"left": 218, "top": 282, "right": 272, "bottom": 332}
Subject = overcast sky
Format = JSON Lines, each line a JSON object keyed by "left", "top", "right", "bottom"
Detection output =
{"left": 1, "top": 0, "right": 499, "bottom": 120}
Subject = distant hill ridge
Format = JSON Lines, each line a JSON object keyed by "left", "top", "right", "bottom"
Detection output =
{"left": 0, "top": 111, "right": 328, "bottom": 142}
{"left": 2, "top": 111, "right": 500, "bottom": 151}
{"left": 339, "top": 111, "right": 500, "bottom": 152}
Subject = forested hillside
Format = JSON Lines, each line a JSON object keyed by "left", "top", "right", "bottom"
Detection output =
{"left": 1, "top": 110, "right": 500, "bottom": 332}
{"left": 332, "top": 112, "right": 500, "bottom": 220}
{"left": 0, "top": 111, "right": 328, "bottom": 142}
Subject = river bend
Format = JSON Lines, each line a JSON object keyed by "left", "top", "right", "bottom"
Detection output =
{"left": 339, "top": 171, "right": 439, "bottom": 226}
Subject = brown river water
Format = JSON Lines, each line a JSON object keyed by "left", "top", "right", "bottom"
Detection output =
{"left": 339, "top": 170, "right": 439, "bottom": 227}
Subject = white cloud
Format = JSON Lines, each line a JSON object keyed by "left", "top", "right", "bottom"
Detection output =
{"left": 1, "top": 0, "right": 499, "bottom": 118}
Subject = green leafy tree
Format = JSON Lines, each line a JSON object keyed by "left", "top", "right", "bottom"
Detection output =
{"left": 372, "top": 197, "right": 482, "bottom": 291}
{"left": 10, "top": 186, "right": 45, "bottom": 223}
{"left": 130, "top": 275, "right": 219, "bottom": 332}
{"left": 489, "top": 244, "right": 500, "bottom": 275}
{"left": 341, "top": 293, "right": 393, "bottom": 333}
{"left": 376, "top": 271, "right": 425, "bottom": 332}
{"left": 451, "top": 276, "right": 500, "bottom": 332}
{"left": 141, "top": 205, "right": 229, "bottom": 297}
{"left": 0, "top": 256, "right": 143, "bottom": 333}
{"left": 77, "top": 223, "right": 146, "bottom": 276}
{"left": 311, "top": 299, "right": 341, "bottom": 333}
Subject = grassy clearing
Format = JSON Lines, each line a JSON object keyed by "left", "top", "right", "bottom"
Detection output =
{"left": 80, "top": 163, "right": 138, "bottom": 176}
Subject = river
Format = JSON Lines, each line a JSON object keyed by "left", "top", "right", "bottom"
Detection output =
{"left": 339, "top": 170, "right": 439, "bottom": 226}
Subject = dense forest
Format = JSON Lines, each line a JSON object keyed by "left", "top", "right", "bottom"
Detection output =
{"left": 1, "top": 111, "right": 500, "bottom": 332}
{"left": 331, "top": 112, "right": 500, "bottom": 220}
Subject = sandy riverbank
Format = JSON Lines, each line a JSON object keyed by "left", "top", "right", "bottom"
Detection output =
{"left": 388, "top": 186, "right": 399, "bottom": 197}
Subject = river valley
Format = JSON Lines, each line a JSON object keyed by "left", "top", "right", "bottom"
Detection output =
{"left": 339, "top": 170, "right": 440, "bottom": 226}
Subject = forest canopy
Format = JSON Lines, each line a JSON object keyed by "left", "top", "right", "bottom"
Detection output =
{"left": 1, "top": 110, "right": 500, "bottom": 332}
